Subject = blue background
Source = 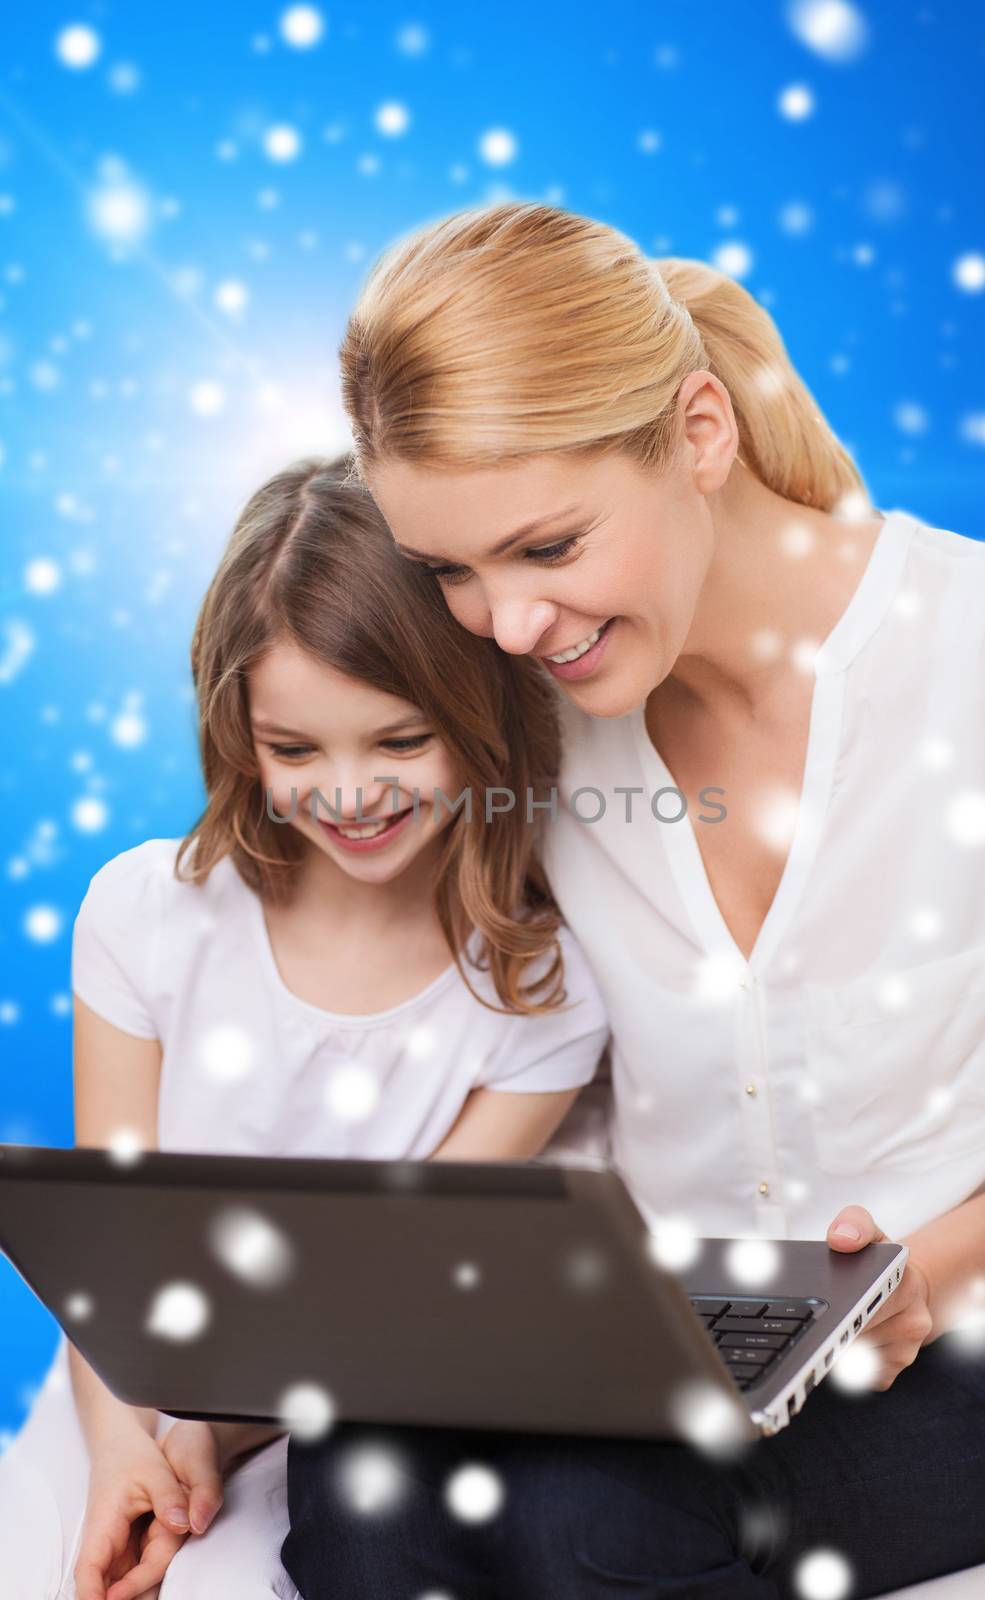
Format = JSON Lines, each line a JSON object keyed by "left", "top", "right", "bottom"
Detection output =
{"left": 1, "top": 0, "right": 983, "bottom": 1436}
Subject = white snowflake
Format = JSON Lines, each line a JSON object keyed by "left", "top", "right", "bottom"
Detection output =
{"left": 280, "top": 6, "right": 325, "bottom": 48}
{"left": 55, "top": 25, "right": 102, "bottom": 70}
{"left": 777, "top": 83, "right": 815, "bottom": 121}
{"left": 444, "top": 1463, "right": 504, "bottom": 1523}
{"left": 396, "top": 24, "right": 429, "bottom": 56}
{"left": 792, "top": 1547, "right": 855, "bottom": 1600}
{"left": 24, "top": 557, "right": 61, "bottom": 595}
{"left": 376, "top": 102, "right": 410, "bottom": 136}
{"left": 209, "top": 1206, "right": 295, "bottom": 1288}
{"left": 953, "top": 253, "right": 985, "bottom": 293}
{"left": 478, "top": 128, "right": 517, "bottom": 167}
{"left": 278, "top": 1381, "right": 335, "bottom": 1441}
{"left": 24, "top": 905, "right": 62, "bottom": 943}
{"left": 145, "top": 1281, "right": 211, "bottom": 1342}
{"left": 787, "top": 1, "right": 868, "bottom": 63}
{"left": 264, "top": 125, "right": 302, "bottom": 163}
{"left": 711, "top": 241, "right": 753, "bottom": 279}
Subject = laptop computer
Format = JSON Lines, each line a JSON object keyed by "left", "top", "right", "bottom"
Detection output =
{"left": 0, "top": 1143, "right": 906, "bottom": 1446}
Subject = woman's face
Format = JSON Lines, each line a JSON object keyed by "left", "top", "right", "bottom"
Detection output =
{"left": 366, "top": 376, "right": 736, "bottom": 719}
{"left": 249, "top": 641, "right": 460, "bottom": 886}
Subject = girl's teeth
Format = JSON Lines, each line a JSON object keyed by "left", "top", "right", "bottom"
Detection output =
{"left": 336, "top": 816, "right": 395, "bottom": 839}
{"left": 547, "top": 624, "right": 604, "bottom": 664}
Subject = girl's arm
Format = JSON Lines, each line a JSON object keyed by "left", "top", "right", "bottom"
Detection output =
{"left": 73, "top": 998, "right": 286, "bottom": 1463}
{"left": 429, "top": 1086, "right": 583, "bottom": 1161}
{"left": 70, "top": 994, "right": 164, "bottom": 1453}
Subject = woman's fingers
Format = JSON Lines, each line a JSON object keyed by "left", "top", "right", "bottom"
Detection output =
{"left": 825, "top": 1204, "right": 888, "bottom": 1249}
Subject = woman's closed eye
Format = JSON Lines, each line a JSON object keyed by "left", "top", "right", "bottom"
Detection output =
{"left": 424, "top": 534, "right": 582, "bottom": 586}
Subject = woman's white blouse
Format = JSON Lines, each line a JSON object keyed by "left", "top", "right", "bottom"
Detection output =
{"left": 71, "top": 839, "right": 610, "bottom": 1160}
{"left": 543, "top": 507, "right": 985, "bottom": 1243}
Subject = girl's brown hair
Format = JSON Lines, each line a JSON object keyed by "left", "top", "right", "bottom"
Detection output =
{"left": 175, "top": 456, "right": 566, "bottom": 1015}
{"left": 339, "top": 200, "right": 870, "bottom": 513}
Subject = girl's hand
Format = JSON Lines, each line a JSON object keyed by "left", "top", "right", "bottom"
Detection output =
{"left": 158, "top": 1420, "right": 225, "bottom": 1530}
{"left": 73, "top": 1427, "right": 194, "bottom": 1600}
{"left": 89, "top": 1424, "right": 225, "bottom": 1600}
{"left": 826, "top": 1204, "right": 934, "bottom": 1391}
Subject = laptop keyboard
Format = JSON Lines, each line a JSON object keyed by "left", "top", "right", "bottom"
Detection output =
{"left": 689, "top": 1296, "right": 817, "bottom": 1392}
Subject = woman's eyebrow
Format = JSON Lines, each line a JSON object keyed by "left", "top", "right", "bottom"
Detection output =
{"left": 395, "top": 503, "right": 583, "bottom": 563}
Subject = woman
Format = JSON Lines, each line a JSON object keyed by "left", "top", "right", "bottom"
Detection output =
{"left": 280, "top": 203, "right": 985, "bottom": 1598}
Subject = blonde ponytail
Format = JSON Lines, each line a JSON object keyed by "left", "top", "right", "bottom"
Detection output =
{"left": 654, "top": 256, "right": 867, "bottom": 510}
{"left": 341, "top": 202, "right": 870, "bottom": 514}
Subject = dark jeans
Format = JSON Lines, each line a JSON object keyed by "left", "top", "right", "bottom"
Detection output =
{"left": 281, "top": 1334, "right": 985, "bottom": 1599}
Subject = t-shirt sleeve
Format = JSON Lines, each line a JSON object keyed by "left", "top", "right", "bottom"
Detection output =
{"left": 477, "top": 926, "right": 611, "bottom": 1094}
{"left": 71, "top": 843, "right": 166, "bottom": 1039}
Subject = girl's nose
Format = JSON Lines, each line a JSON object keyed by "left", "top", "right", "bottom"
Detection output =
{"left": 309, "top": 772, "right": 391, "bottom": 823}
{"left": 488, "top": 598, "right": 559, "bottom": 657}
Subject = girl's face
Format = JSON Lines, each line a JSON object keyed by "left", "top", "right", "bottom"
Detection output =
{"left": 365, "top": 376, "right": 735, "bottom": 719}
{"left": 249, "top": 642, "right": 460, "bottom": 886}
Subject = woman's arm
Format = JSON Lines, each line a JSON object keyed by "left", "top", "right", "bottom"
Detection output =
{"left": 429, "top": 1086, "right": 583, "bottom": 1161}
{"left": 902, "top": 1188, "right": 985, "bottom": 1341}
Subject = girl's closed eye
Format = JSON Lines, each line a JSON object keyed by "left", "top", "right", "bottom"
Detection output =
{"left": 266, "top": 735, "right": 433, "bottom": 760}
{"left": 425, "top": 534, "right": 583, "bottom": 586}
{"left": 268, "top": 743, "right": 314, "bottom": 761}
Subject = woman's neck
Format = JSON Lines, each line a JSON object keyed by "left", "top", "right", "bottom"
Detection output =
{"left": 669, "top": 463, "right": 884, "bottom": 720}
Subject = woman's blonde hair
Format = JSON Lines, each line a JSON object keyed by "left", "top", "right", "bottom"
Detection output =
{"left": 175, "top": 455, "right": 567, "bottom": 1016}
{"left": 340, "top": 201, "right": 869, "bottom": 511}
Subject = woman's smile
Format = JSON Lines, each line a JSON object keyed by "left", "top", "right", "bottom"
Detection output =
{"left": 539, "top": 617, "right": 616, "bottom": 681}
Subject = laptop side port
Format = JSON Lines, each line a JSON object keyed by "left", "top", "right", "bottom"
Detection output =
{"left": 853, "top": 1313, "right": 863, "bottom": 1333}
{"left": 824, "top": 1349, "right": 834, "bottom": 1368}
{"left": 866, "top": 1291, "right": 883, "bottom": 1315}
{"left": 840, "top": 1329, "right": 850, "bottom": 1346}
{"left": 804, "top": 1371, "right": 816, "bottom": 1395}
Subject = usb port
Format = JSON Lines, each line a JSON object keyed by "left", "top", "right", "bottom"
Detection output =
{"left": 853, "top": 1314, "right": 863, "bottom": 1333}
{"left": 866, "top": 1292, "right": 883, "bottom": 1316}
{"left": 824, "top": 1349, "right": 834, "bottom": 1368}
{"left": 840, "top": 1329, "right": 850, "bottom": 1346}
{"left": 804, "top": 1372, "right": 816, "bottom": 1395}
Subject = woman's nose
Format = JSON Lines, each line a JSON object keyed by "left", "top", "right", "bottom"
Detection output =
{"left": 488, "top": 598, "right": 559, "bottom": 656}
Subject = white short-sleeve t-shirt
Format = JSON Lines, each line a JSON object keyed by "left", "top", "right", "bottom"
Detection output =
{"left": 71, "top": 839, "right": 610, "bottom": 1160}
{"left": 542, "top": 507, "right": 985, "bottom": 1243}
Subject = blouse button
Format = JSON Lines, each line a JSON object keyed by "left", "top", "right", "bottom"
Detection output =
{"left": 758, "top": 1180, "right": 770, "bottom": 1197}
{"left": 745, "top": 1082, "right": 757, "bottom": 1097}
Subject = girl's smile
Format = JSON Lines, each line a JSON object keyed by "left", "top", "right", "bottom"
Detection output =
{"left": 316, "top": 805, "right": 417, "bottom": 854}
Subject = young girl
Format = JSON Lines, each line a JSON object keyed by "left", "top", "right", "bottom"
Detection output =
{"left": 0, "top": 455, "right": 610, "bottom": 1600}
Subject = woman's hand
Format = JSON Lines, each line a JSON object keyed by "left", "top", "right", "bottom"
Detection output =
{"left": 825, "top": 1203, "right": 934, "bottom": 1391}
{"left": 73, "top": 1422, "right": 223, "bottom": 1600}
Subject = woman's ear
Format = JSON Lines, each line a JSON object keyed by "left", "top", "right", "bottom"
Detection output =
{"left": 677, "top": 369, "right": 740, "bottom": 496}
